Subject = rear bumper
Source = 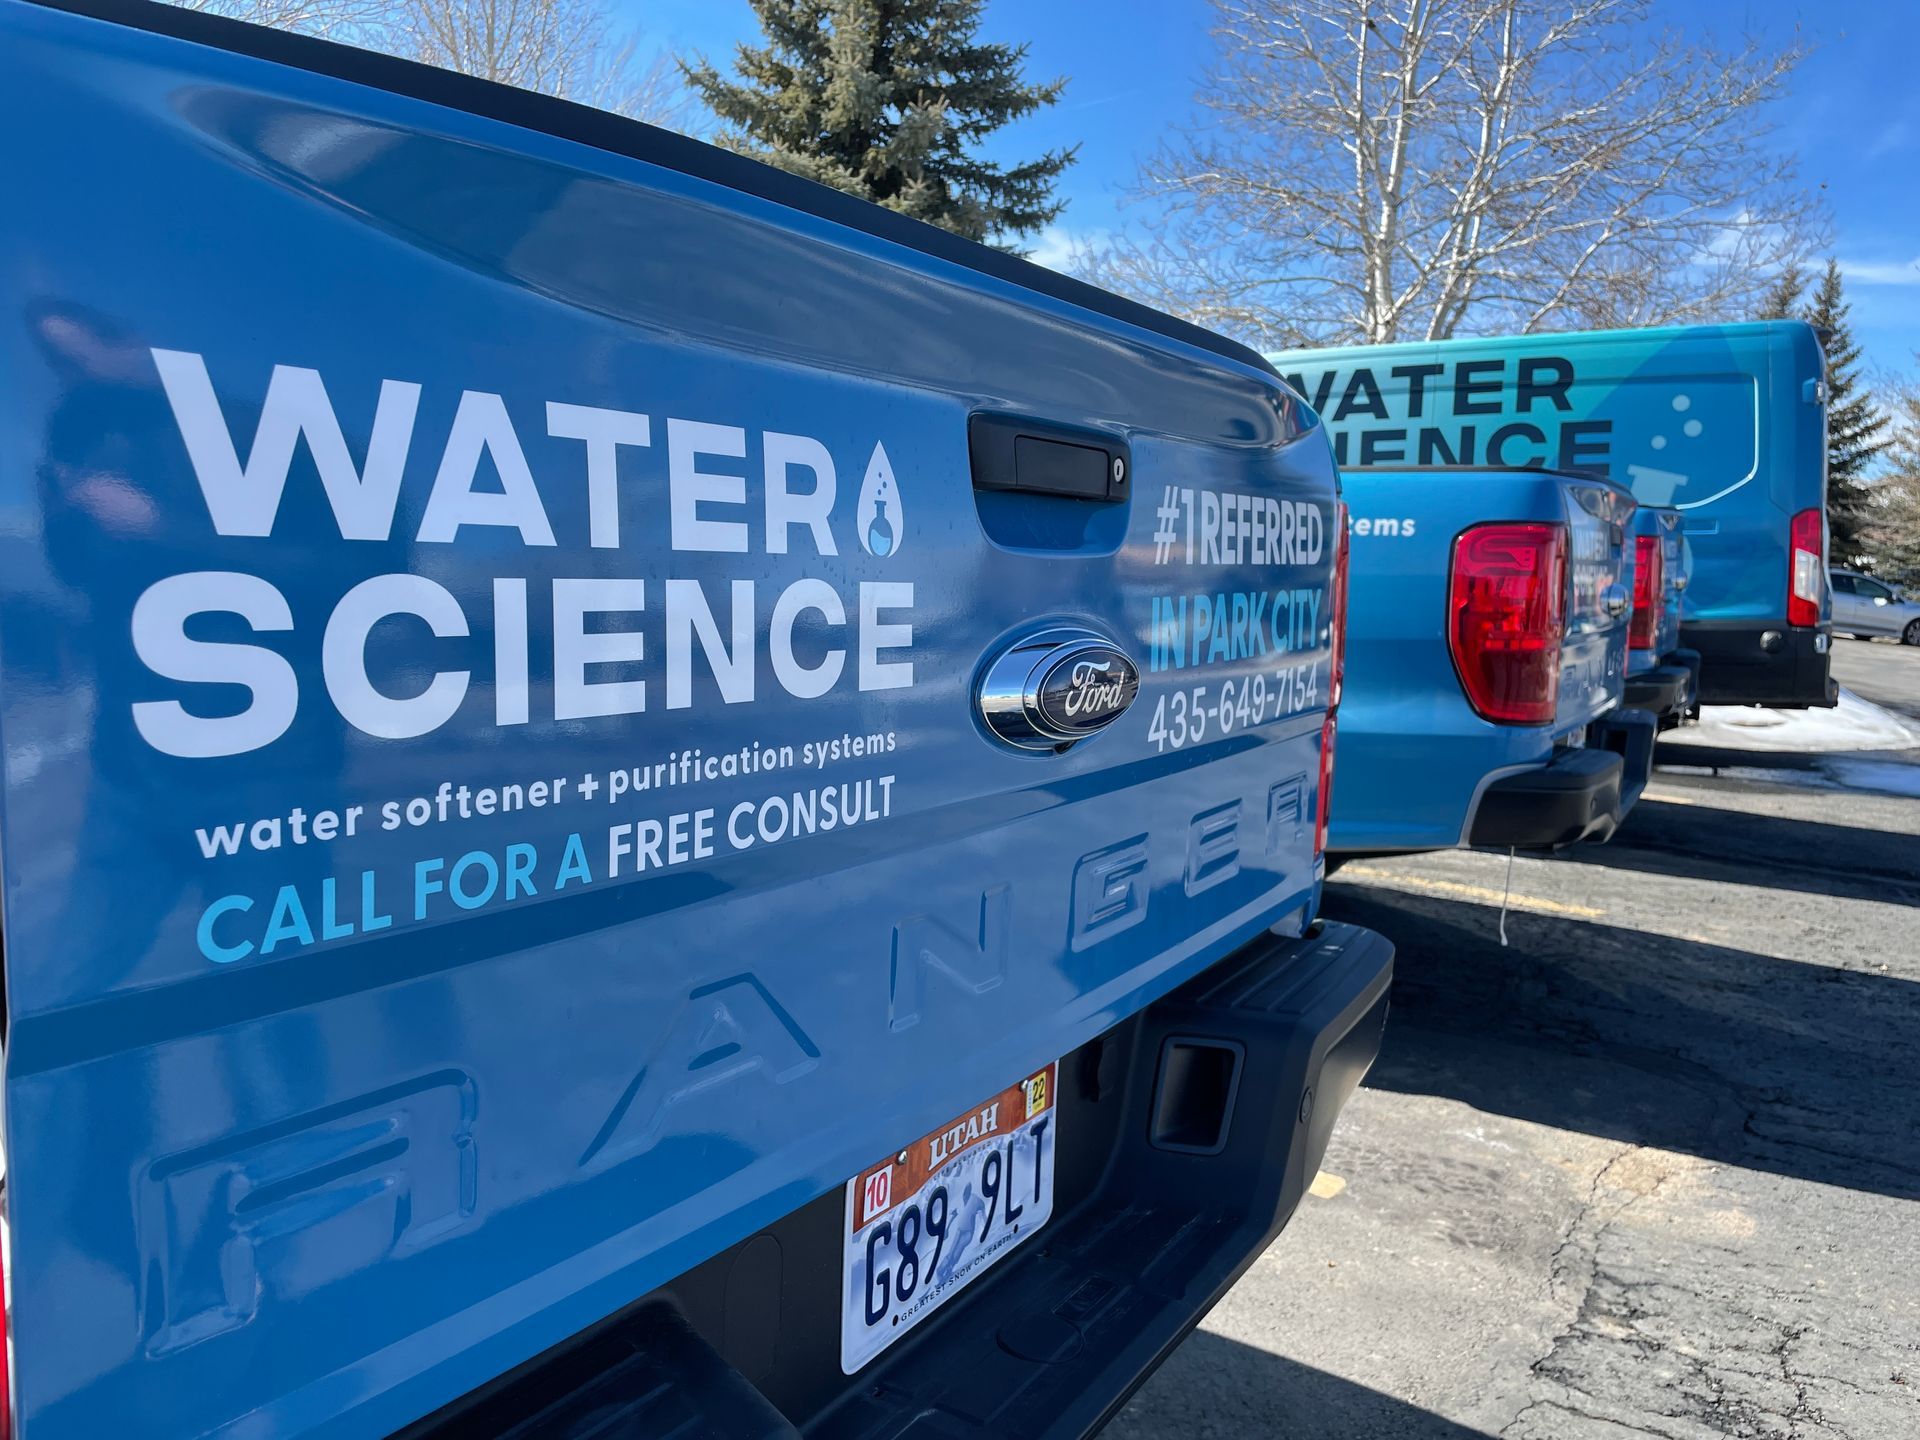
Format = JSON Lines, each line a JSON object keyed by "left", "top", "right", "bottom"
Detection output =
{"left": 1590, "top": 707, "right": 1657, "bottom": 816}
{"left": 1668, "top": 647, "right": 1701, "bottom": 709}
{"left": 1622, "top": 660, "right": 1693, "bottom": 716}
{"left": 401, "top": 923, "right": 1395, "bottom": 1440}
{"left": 1681, "top": 621, "right": 1836, "bottom": 708}
{"left": 1466, "top": 744, "right": 1624, "bottom": 849}
{"left": 1464, "top": 707, "right": 1653, "bottom": 850}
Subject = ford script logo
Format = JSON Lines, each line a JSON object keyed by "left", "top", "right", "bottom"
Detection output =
{"left": 977, "top": 628, "right": 1140, "bottom": 751}
{"left": 1036, "top": 651, "right": 1139, "bottom": 734}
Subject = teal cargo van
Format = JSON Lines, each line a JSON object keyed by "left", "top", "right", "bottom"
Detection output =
{"left": 1270, "top": 322, "right": 1836, "bottom": 709}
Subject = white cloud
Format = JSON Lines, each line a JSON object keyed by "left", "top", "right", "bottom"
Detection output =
{"left": 1867, "top": 120, "right": 1913, "bottom": 160}
{"left": 1839, "top": 256, "right": 1920, "bottom": 287}
{"left": 1023, "top": 224, "right": 1110, "bottom": 275}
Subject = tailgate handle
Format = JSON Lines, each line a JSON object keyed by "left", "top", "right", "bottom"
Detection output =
{"left": 969, "top": 414, "right": 1130, "bottom": 502}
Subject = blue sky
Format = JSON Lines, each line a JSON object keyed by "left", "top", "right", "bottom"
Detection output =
{"left": 620, "top": 0, "right": 1920, "bottom": 379}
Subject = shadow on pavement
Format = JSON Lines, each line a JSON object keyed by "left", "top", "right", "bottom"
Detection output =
{"left": 1111, "top": 1329, "right": 1491, "bottom": 1439}
{"left": 1319, "top": 883, "right": 1920, "bottom": 1203}
{"left": 1563, "top": 796, "right": 1920, "bottom": 906}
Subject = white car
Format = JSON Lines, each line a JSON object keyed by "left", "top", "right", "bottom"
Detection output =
{"left": 1830, "top": 568, "right": 1920, "bottom": 644}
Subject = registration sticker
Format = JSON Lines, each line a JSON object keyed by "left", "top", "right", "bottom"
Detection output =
{"left": 840, "top": 1063, "right": 1058, "bottom": 1373}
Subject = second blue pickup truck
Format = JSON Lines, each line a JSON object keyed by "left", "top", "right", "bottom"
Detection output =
{"left": 1328, "top": 465, "right": 1653, "bottom": 859}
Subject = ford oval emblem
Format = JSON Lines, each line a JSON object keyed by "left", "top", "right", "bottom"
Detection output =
{"left": 977, "top": 628, "right": 1140, "bottom": 751}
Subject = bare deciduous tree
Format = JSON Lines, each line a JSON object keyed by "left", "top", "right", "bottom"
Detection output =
{"left": 175, "top": 0, "right": 383, "bottom": 39}
{"left": 397, "top": 0, "right": 685, "bottom": 123}
{"left": 1866, "top": 374, "right": 1920, "bottom": 588}
{"left": 168, "top": 0, "right": 685, "bottom": 127}
{"left": 1078, "top": 0, "right": 1825, "bottom": 349}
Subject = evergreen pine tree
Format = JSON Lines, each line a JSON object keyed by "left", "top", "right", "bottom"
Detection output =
{"left": 684, "top": 0, "right": 1075, "bottom": 245}
{"left": 1756, "top": 262, "right": 1807, "bottom": 320}
{"left": 1803, "top": 259, "right": 1889, "bottom": 565}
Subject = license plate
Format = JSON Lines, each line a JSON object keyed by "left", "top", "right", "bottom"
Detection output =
{"left": 840, "top": 1062, "right": 1058, "bottom": 1373}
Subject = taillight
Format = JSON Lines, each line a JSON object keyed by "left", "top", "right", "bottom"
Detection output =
{"left": 1313, "top": 500, "right": 1350, "bottom": 860}
{"left": 1788, "top": 507, "right": 1824, "bottom": 627}
{"left": 1327, "top": 500, "right": 1350, "bottom": 708}
{"left": 1629, "top": 534, "right": 1662, "bottom": 650}
{"left": 1314, "top": 709, "right": 1336, "bottom": 858}
{"left": 1449, "top": 522, "right": 1567, "bottom": 725}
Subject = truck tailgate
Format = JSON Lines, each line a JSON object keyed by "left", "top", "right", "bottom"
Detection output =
{"left": 1556, "top": 472, "right": 1637, "bottom": 732}
{"left": 0, "top": 4, "right": 1339, "bottom": 1435}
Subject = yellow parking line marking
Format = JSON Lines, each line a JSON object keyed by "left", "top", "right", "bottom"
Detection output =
{"left": 1309, "top": 1171, "right": 1347, "bottom": 1199}
{"left": 1339, "top": 864, "right": 1606, "bottom": 918}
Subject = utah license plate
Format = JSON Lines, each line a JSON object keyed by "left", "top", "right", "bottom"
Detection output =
{"left": 840, "top": 1062, "right": 1058, "bottom": 1373}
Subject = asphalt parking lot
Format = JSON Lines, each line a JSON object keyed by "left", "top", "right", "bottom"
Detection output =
{"left": 1834, "top": 637, "right": 1920, "bottom": 722}
{"left": 1116, "top": 638, "right": 1920, "bottom": 1439}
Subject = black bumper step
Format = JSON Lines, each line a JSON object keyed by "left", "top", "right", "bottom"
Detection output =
{"left": 1622, "top": 662, "right": 1693, "bottom": 716}
{"left": 1468, "top": 745, "right": 1624, "bottom": 850}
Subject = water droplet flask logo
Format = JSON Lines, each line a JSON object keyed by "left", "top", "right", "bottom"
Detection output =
{"left": 857, "top": 442, "right": 903, "bottom": 557}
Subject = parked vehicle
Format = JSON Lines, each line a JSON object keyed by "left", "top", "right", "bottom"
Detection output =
{"left": 1624, "top": 504, "right": 1699, "bottom": 720}
{"left": 1830, "top": 568, "right": 1920, "bottom": 644}
{"left": 1329, "top": 466, "right": 1652, "bottom": 858}
{"left": 0, "top": 2, "right": 1393, "bottom": 1435}
{"left": 1271, "top": 320, "right": 1837, "bottom": 709}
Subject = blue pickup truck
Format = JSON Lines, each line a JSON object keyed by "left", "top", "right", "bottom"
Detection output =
{"left": 1624, "top": 504, "right": 1698, "bottom": 721}
{"left": 1272, "top": 320, "right": 1836, "bottom": 709}
{"left": 1328, "top": 466, "right": 1651, "bottom": 858}
{"left": 0, "top": 1, "right": 1393, "bottom": 1435}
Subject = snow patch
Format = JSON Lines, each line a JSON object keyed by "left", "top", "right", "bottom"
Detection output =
{"left": 1664, "top": 688, "right": 1918, "bottom": 754}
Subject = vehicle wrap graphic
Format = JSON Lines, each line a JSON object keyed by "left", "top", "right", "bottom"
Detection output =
{"left": 1270, "top": 322, "right": 1828, "bottom": 634}
{"left": 109, "top": 349, "right": 918, "bottom": 965}
{"left": 1275, "top": 337, "right": 1759, "bottom": 511}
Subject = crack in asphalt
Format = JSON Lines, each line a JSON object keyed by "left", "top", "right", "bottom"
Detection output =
{"left": 1480, "top": 1046, "right": 1911, "bottom": 1440}
{"left": 1504, "top": 1149, "right": 1684, "bottom": 1439}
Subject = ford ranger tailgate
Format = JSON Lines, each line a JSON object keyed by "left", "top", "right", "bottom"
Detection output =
{"left": 0, "top": 2, "right": 1354, "bottom": 1435}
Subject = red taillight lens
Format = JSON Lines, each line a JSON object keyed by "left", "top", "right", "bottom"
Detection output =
{"left": 1314, "top": 710, "right": 1336, "bottom": 858}
{"left": 1788, "top": 507, "right": 1824, "bottom": 627}
{"left": 1327, "top": 501, "right": 1350, "bottom": 708}
{"left": 1629, "top": 534, "right": 1662, "bottom": 650}
{"left": 1449, "top": 522, "right": 1567, "bottom": 725}
{"left": 1313, "top": 500, "right": 1350, "bottom": 860}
